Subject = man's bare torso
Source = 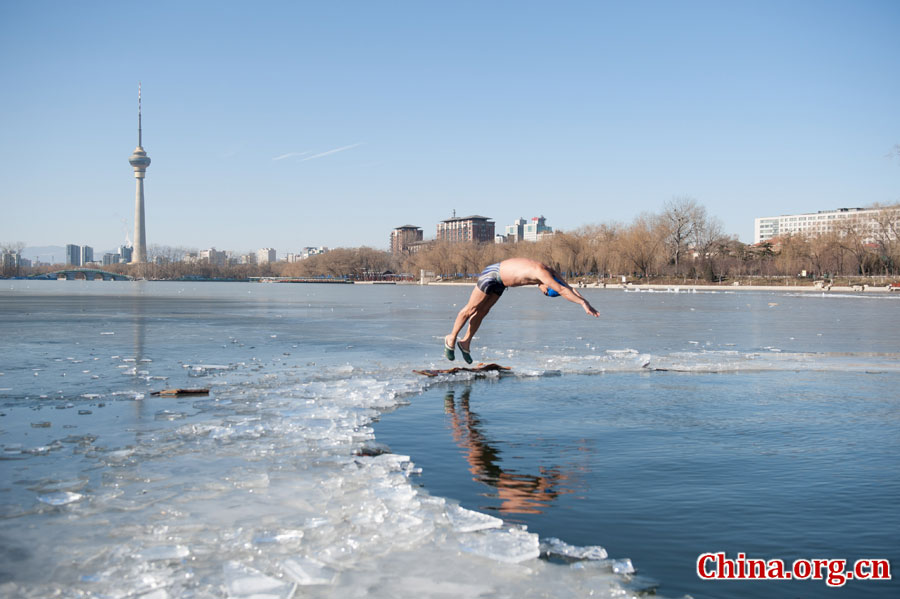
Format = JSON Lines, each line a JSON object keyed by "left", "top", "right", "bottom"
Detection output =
{"left": 498, "top": 258, "right": 553, "bottom": 288}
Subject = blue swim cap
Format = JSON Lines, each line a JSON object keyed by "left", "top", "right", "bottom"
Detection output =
{"left": 546, "top": 275, "right": 564, "bottom": 297}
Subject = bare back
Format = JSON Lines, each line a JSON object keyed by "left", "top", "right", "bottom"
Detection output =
{"left": 498, "top": 257, "right": 555, "bottom": 288}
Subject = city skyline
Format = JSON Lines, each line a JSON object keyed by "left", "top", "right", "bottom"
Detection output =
{"left": 1, "top": 1, "right": 898, "bottom": 252}
{"left": 12, "top": 197, "right": 898, "bottom": 266}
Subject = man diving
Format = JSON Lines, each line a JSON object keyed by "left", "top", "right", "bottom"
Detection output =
{"left": 444, "top": 257, "right": 599, "bottom": 363}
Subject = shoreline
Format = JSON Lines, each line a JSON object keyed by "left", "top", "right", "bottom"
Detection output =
{"left": 7, "top": 277, "right": 896, "bottom": 293}
{"left": 419, "top": 281, "right": 896, "bottom": 293}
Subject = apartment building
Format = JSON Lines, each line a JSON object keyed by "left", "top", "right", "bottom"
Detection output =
{"left": 390, "top": 225, "right": 423, "bottom": 254}
{"left": 436, "top": 215, "right": 495, "bottom": 244}
{"left": 754, "top": 207, "right": 897, "bottom": 244}
{"left": 257, "top": 248, "right": 277, "bottom": 264}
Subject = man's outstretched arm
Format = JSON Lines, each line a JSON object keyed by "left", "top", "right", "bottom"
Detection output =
{"left": 540, "top": 272, "right": 600, "bottom": 317}
{"left": 560, "top": 286, "right": 599, "bottom": 317}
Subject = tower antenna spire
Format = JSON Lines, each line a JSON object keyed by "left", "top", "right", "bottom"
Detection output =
{"left": 138, "top": 82, "right": 142, "bottom": 147}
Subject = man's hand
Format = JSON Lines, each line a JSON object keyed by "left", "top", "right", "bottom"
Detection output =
{"left": 583, "top": 302, "right": 599, "bottom": 317}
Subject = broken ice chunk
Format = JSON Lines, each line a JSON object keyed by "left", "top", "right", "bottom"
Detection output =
{"left": 36, "top": 478, "right": 88, "bottom": 493}
{"left": 233, "top": 473, "right": 270, "bottom": 489}
{"left": 189, "top": 364, "right": 235, "bottom": 377}
{"left": 252, "top": 529, "right": 303, "bottom": 544}
{"left": 541, "top": 537, "right": 608, "bottom": 560}
{"left": 137, "top": 545, "right": 190, "bottom": 561}
{"left": 445, "top": 504, "right": 503, "bottom": 533}
{"left": 458, "top": 528, "right": 540, "bottom": 564}
{"left": 223, "top": 561, "right": 295, "bottom": 598}
{"left": 611, "top": 558, "right": 635, "bottom": 574}
{"left": 281, "top": 556, "right": 337, "bottom": 585}
{"left": 37, "top": 491, "right": 83, "bottom": 506}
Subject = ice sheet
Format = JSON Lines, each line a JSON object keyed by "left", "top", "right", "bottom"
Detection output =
{"left": 16, "top": 284, "right": 897, "bottom": 597}
{"left": 6, "top": 338, "right": 896, "bottom": 597}
{"left": 0, "top": 358, "right": 639, "bottom": 598}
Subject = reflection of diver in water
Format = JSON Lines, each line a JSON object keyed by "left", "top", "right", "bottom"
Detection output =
{"left": 444, "top": 386, "right": 572, "bottom": 515}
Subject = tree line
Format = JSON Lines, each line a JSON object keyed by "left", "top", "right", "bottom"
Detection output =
{"left": 4, "top": 199, "right": 899, "bottom": 282}
{"left": 398, "top": 199, "right": 900, "bottom": 282}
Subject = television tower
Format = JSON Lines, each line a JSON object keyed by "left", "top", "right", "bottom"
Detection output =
{"left": 128, "top": 83, "right": 151, "bottom": 263}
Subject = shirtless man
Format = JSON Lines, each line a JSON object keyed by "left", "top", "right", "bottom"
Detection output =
{"left": 444, "top": 257, "right": 599, "bottom": 363}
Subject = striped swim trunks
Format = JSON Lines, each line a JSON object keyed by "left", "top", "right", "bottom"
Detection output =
{"left": 476, "top": 263, "right": 506, "bottom": 296}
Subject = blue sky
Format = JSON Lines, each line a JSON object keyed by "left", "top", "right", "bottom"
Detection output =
{"left": 1, "top": 0, "right": 898, "bottom": 255}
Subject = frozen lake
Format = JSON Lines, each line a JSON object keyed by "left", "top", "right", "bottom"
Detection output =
{"left": 1, "top": 280, "right": 898, "bottom": 598}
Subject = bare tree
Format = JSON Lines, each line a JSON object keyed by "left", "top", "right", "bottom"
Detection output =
{"left": 867, "top": 203, "right": 900, "bottom": 274}
{"left": 838, "top": 220, "right": 873, "bottom": 276}
{"left": 619, "top": 213, "right": 665, "bottom": 278}
{"left": 0, "top": 241, "right": 26, "bottom": 253}
{"left": 582, "top": 223, "right": 623, "bottom": 280}
{"left": 773, "top": 235, "right": 810, "bottom": 277}
{"left": 0, "top": 241, "right": 27, "bottom": 277}
{"left": 661, "top": 197, "right": 706, "bottom": 275}
{"left": 544, "top": 232, "right": 582, "bottom": 277}
{"left": 148, "top": 244, "right": 191, "bottom": 264}
{"left": 808, "top": 232, "right": 843, "bottom": 279}
{"left": 689, "top": 215, "right": 725, "bottom": 280}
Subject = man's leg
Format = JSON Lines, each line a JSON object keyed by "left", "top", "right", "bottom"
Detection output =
{"left": 446, "top": 286, "right": 497, "bottom": 350}
{"left": 457, "top": 291, "right": 501, "bottom": 351}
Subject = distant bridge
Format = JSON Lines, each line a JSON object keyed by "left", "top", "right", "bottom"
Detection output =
{"left": 30, "top": 268, "right": 134, "bottom": 281}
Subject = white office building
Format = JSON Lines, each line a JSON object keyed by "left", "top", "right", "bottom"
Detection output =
{"left": 503, "top": 217, "right": 527, "bottom": 242}
{"left": 257, "top": 248, "right": 276, "bottom": 264}
{"left": 523, "top": 215, "right": 553, "bottom": 241}
{"left": 754, "top": 207, "right": 897, "bottom": 244}
{"left": 200, "top": 248, "right": 227, "bottom": 267}
{"left": 501, "top": 216, "right": 554, "bottom": 243}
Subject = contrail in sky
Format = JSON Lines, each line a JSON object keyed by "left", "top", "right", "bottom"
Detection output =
{"left": 299, "top": 143, "right": 363, "bottom": 162}
{"left": 272, "top": 151, "right": 310, "bottom": 161}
